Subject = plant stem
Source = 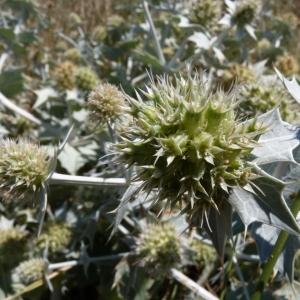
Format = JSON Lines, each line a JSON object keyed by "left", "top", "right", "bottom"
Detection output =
{"left": 170, "top": 268, "right": 218, "bottom": 300}
{"left": 142, "top": 0, "right": 166, "bottom": 65}
{"left": 48, "top": 253, "right": 129, "bottom": 270}
{"left": 49, "top": 172, "right": 130, "bottom": 187}
{"left": 251, "top": 189, "right": 300, "bottom": 300}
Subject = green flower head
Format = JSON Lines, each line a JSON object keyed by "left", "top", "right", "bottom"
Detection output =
{"left": 35, "top": 220, "right": 72, "bottom": 254}
{"left": 134, "top": 223, "right": 181, "bottom": 276}
{"left": 13, "top": 258, "right": 46, "bottom": 286}
{"left": 114, "top": 73, "right": 269, "bottom": 228}
{"left": 0, "top": 139, "right": 49, "bottom": 201}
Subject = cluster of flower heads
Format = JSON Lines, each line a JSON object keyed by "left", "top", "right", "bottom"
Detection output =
{"left": 0, "top": 139, "right": 49, "bottom": 201}
{"left": 239, "top": 80, "right": 300, "bottom": 124}
{"left": 54, "top": 61, "right": 99, "bottom": 91}
{"left": 134, "top": 223, "right": 181, "bottom": 276}
{"left": 114, "top": 73, "right": 269, "bottom": 228}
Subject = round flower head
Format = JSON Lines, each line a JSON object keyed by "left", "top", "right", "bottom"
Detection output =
{"left": 64, "top": 48, "right": 82, "bottom": 64}
{"left": 190, "top": 240, "right": 216, "bottom": 267}
{"left": 54, "top": 61, "right": 77, "bottom": 90}
{"left": 35, "top": 220, "right": 72, "bottom": 254}
{"left": 275, "top": 54, "right": 299, "bottom": 78}
{"left": 88, "top": 83, "right": 125, "bottom": 124}
{"left": 13, "top": 258, "right": 46, "bottom": 286}
{"left": 257, "top": 38, "right": 271, "bottom": 53}
{"left": 0, "top": 139, "right": 49, "bottom": 201}
{"left": 75, "top": 67, "right": 99, "bottom": 91}
{"left": 68, "top": 12, "right": 82, "bottom": 26}
{"left": 134, "top": 223, "right": 181, "bottom": 276}
{"left": 0, "top": 223, "right": 28, "bottom": 266}
{"left": 232, "top": 0, "right": 259, "bottom": 26}
{"left": 92, "top": 25, "right": 107, "bottom": 42}
{"left": 115, "top": 73, "right": 269, "bottom": 228}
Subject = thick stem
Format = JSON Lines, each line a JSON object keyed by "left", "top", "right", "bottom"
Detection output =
{"left": 251, "top": 189, "right": 300, "bottom": 300}
{"left": 49, "top": 172, "right": 130, "bottom": 187}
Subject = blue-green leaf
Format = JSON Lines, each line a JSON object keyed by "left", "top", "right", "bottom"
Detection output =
{"left": 229, "top": 164, "right": 300, "bottom": 236}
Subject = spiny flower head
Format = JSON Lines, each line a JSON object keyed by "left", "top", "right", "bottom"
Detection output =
{"left": 115, "top": 73, "right": 269, "bottom": 227}
{"left": 0, "top": 139, "right": 49, "bottom": 201}
{"left": 134, "top": 223, "right": 181, "bottom": 276}
{"left": 75, "top": 67, "right": 99, "bottom": 91}
{"left": 35, "top": 220, "right": 72, "bottom": 254}
{"left": 275, "top": 54, "right": 299, "bottom": 78}
{"left": 13, "top": 258, "right": 46, "bottom": 286}
{"left": 189, "top": 0, "right": 221, "bottom": 29}
{"left": 88, "top": 83, "right": 125, "bottom": 124}
{"left": 232, "top": 0, "right": 259, "bottom": 26}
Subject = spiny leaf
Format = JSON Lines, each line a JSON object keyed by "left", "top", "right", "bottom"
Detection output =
{"left": 202, "top": 198, "right": 232, "bottom": 262}
{"left": 229, "top": 164, "right": 300, "bottom": 236}
{"left": 109, "top": 184, "right": 141, "bottom": 240}
{"left": 251, "top": 109, "right": 300, "bottom": 165}
{"left": 275, "top": 67, "right": 300, "bottom": 104}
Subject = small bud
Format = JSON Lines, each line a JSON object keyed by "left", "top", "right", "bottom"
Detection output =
{"left": 68, "top": 12, "right": 82, "bottom": 26}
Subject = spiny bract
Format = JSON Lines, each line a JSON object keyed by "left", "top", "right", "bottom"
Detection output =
{"left": 0, "top": 139, "right": 49, "bottom": 201}
{"left": 115, "top": 74, "right": 269, "bottom": 227}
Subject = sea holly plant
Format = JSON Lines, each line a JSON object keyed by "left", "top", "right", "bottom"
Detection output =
{"left": 111, "top": 71, "right": 300, "bottom": 261}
